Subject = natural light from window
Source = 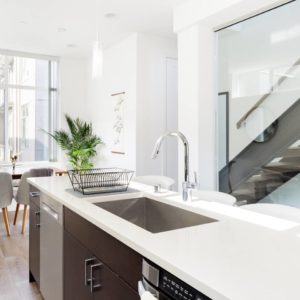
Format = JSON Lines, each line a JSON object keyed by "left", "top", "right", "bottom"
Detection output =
{"left": 0, "top": 52, "right": 58, "bottom": 163}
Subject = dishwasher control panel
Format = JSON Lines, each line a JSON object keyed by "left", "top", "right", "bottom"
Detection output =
{"left": 160, "top": 270, "right": 211, "bottom": 300}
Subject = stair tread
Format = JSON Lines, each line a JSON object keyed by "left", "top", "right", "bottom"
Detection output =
{"left": 263, "top": 162, "right": 300, "bottom": 172}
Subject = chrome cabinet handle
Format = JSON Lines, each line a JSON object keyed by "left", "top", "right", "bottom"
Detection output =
{"left": 84, "top": 258, "right": 95, "bottom": 286}
{"left": 35, "top": 211, "right": 40, "bottom": 228}
{"left": 30, "top": 192, "right": 40, "bottom": 198}
{"left": 90, "top": 262, "right": 102, "bottom": 293}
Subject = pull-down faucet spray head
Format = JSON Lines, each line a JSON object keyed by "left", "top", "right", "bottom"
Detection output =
{"left": 151, "top": 135, "right": 165, "bottom": 159}
{"left": 151, "top": 131, "right": 190, "bottom": 183}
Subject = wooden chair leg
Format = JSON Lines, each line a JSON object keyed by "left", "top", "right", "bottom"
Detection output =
{"left": 21, "top": 205, "right": 28, "bottom": 234}
{"left": 2, "top": 208, "right": 10, "bottom": 237}
{"left": 13, "top": 203, "right": 20, "bottom": 225}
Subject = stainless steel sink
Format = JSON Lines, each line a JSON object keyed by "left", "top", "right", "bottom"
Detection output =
{"left": 95, "top": 197, "right": 217, "bottom": 233}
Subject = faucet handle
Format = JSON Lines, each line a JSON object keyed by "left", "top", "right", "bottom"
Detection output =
{"left": 154, "top": 184, "right": 161, "bottom": 193}
{"left": 194, "top": 171, "right": 198, "bottom": 184}
{"left": 192, "top": 171, "right": 200, "bottom": 189}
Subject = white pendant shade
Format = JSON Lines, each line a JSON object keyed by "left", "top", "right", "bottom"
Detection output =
{"left": 92, "top": 38, "right": 103, "bottom": 78}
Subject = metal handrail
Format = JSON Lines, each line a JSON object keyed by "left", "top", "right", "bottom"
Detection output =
{"left": 236, "top": 58, "right": 300, "bottom": 129}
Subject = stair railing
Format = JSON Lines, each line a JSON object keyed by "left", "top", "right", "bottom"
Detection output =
{"left": 236, "top": 58, "right": 300, "bottom": 129}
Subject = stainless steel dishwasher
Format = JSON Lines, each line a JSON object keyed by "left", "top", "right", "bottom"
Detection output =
{"left": 40, "top": 194, "right": 63, "bottom": 300}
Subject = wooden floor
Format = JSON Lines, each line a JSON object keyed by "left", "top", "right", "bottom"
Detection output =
{"left": 0, "top": 211, "right": 43, "bottom": 300}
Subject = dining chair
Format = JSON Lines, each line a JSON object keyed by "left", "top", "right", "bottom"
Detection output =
{"left": 14, "top": 168, "right": 53, "bottom": 234}
{"left": 0, "top": 172, "right": 13, "bottom": 236}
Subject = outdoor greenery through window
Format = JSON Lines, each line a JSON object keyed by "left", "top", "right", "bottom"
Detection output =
{"left": 0, "top": 51, "right": 58, "bottom": 162}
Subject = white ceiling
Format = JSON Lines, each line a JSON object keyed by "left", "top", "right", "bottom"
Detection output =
{"left": 0, "top": 0, "right": 185, "bottom": 59}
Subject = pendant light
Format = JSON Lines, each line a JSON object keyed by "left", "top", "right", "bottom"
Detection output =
{"left": 92, "top": 32, "right": 103, "bottom": 79}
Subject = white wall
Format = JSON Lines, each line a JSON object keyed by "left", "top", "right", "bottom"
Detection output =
{"left": 177, "top": 25, "right": 203, "bottom": 188}
{"left": 85, "top": 34, "right": 138, "bottom": 171}
{"left": 174, "top": 0, "right": 241, "bottom": 32}
{"left": 136, "top": 34, "right": 177, "bottom": 177}
{"left": 57, "top": 57, "right": 88, "bottom": 166}
{"left": 174, "top": 0, "right": 292, "bottom": 190}
{"left": 165, "top": 57, "right": 179, "bottom": 188}
{"left": 84, "top": 33, "right": 177, "bottom": 178}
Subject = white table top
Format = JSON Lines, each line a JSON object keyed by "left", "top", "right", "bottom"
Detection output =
{"left": 0, "top": 161, "right": 66, "bottom": 178}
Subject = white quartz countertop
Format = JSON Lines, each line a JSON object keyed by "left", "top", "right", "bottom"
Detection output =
{"left": 28, "top": 176, "right": 300, "bottom": 300}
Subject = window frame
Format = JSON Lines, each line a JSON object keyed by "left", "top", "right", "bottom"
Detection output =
{"left": 0, "top": 49, "right": 59, "bottom": 162}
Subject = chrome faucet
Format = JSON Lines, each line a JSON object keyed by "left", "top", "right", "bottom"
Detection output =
{"left": 151, "top": 131, "right": 199, "bottom": 201}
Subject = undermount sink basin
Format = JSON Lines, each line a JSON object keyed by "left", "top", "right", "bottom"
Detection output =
{"left": 95, "top": 197, "right": 217, "bottom": 233}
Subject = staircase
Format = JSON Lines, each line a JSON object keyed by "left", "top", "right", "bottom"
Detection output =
{"left": 219, "top": 58, "right": 300, "bottom": 207}
{"left": 231, "top": 147, "right": 300, "bottom": 203}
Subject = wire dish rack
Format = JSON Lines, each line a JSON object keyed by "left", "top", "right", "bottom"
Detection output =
{"left": 67, "top": 168, "right": 134, "bottom": 195}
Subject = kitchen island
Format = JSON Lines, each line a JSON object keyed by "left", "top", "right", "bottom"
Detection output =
{"left": 28, "top": 176, "right": 300, "bottom": 300}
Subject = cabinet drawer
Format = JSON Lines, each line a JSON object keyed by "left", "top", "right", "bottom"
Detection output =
{"left": 64, "top": 230, "right": 139, "bottom": 300}
{"left": 64, "top": 207, "right": 143, "bottom": 291}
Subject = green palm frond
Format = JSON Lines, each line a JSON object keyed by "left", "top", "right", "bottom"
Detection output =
{"left": 45, "top": 114, "right": 103, "bottom": 170}
{"left": 49, "top": 130, "right": 71, "bottom": 151}
{"left": 65, "top": 115, "right": 77, "bottom": 138}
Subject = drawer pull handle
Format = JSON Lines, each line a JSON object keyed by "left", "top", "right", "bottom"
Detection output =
{"left": 90, "top": 262, "right": 102, "bottom": 293}
{"left": 35, "top": 211, "right": 40, "bottom": 228}
{"left": 84, "top": 258, "right": 96, "bottom": 286}
{"left": 30, "top": 192, "right": 40, "bottom": 198}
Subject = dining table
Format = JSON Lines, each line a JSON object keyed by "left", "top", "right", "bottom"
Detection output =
{"left": 0, "top": 164, "right": 67, "bottom": 179}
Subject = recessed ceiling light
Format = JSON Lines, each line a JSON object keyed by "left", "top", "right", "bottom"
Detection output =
{"left": 66, "top": 44, "right": 77, "bottom": 48}
{"left": 58, "top": 27, "right": 67, "bottom": 33}
{"left": 104, "top": 13, "right": 117, "bottom": 19}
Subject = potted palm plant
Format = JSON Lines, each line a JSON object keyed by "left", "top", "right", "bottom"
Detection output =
{"left": 47, "top": 114, "right": 103, "bottom": 170}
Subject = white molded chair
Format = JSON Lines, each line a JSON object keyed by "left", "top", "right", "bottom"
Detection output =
{"left": 0, "top": 172, "right": 13, "bottom": 236}
{"left": 241, "top": 203, "right": 300, "bottom": 222}
{"left": 14, "top": 168, "right": 53, "bottom": 234}
{"left": 133, "top": 175, "right": 175, "bottom": 190}
{"left": 192, "top": 190, "right": 237, "bottom": 206}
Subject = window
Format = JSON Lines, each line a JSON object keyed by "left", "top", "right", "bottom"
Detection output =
{"left": 0, "top": 51, "right": 58, "bottom": 162}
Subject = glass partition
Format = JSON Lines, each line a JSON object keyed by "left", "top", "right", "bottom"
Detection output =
{"left": 217, "top": 1, "right": 300, "bottom": 208}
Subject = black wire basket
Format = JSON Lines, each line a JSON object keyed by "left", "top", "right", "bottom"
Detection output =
{"left": 67, "top": 168, "right": 134, "bottom": 195}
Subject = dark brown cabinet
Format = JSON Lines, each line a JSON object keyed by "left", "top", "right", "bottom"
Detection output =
{"left": 64, "top": 207, "right": 142, "bottom": 300}
{"left": 29, "top": 185, "right": 41, "bottom": 286}
{"left": 64, "top": 230, "right": 139, "bottom": 300}
{"left": 64, "top": 230, "right": 100, "bottom": 300}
